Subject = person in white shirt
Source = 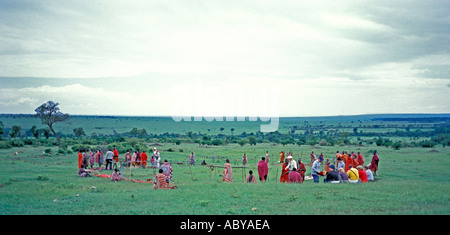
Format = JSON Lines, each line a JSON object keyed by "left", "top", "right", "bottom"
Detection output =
{"left": 365, "top": 165, "right": 374, "bottom": 181}
{"left": 285, "top": 156, "right": 297, "bottom": 172}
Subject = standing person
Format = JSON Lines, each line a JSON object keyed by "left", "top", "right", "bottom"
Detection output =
{"left": 161, "top": 159, "right": 173, "bottom": 182}
{"left": 345, "top": 152, "right": 353, "bottom": 172}
{"left": 95, "top": 150, "right": 104, "bottom": 168}
{"left": 105, "top": 149, "right": 114, "bottom": 170}
{"left": 310, "top": 151, "right": 317, "bottom": 164}
{"left": 324, "top": 158, "right": 330, "bottom": 173}
{"left": 280, "top": 158, "right": 290, "bottom": 183}
{"left": 82, "top": 150, "right": 89, "bottom": 169}
{"left": 113, "top": 148, "right": 119, "bottom": 164}
{"left": 153, "top": 148, "right": 161, "bottom": 167}
{"left": 336, "top": 157, "right": 345, "bottom": 173}
{"left": 98, "top": 150, "right": 104, "bottom": 167}
{"left": 136, "top": 150, "right": 141, "bottom": 166}
{"left": 141, "top": 151, "right": 148, "bottom": 168}
{"left": 77, "top": 150, "right": 83, "bottom": 169}
{"left": 352, "top": 155, "right": 360, "bottom": 168}
{"left": 155, "top": 150, "right": 161, "bottom": 168}
{"left": 285, "top": 156, "right": 297, "bottom": 172}
{"left": 370, "top": 151, "right": 380, "bottom": 176}
{"left": 222, "top": 159, "right": 233, "bottom": 182}
{"left": 246, "top": 170, "right": 257, "bottom": 183}
{"left": 311, "top": 156, "right": 323, "bottom": 183}
{"left": 189, "top": 152, "right": 195, "bottom": 166}
{"left": 289, "top": 168, "right": 302, "bottom": 183}
{"left": 242, "top": 153, "right": 247, "bottom": 166}
{"left": 297, "top": 158, "right": 306, "bottom": 182}
{"left": 357, "top": 152, "right": 365, "bottom": 167}
{"left": 131, "top": 151, "right": 137, "bottom": 166}
{"left": 280, "top": 151, "right": 285, "bottom": 163}
{"left": 265, "top": 151, "right": 270, "bottom": 164}
{"left": 257, "top": 157, "right": 269, "bottom": 182}
{"left": 89, "top": 149, "right": 95, "bottom": 168}
{"left": 124, "top": 150, "right": 131, "bottom": 167}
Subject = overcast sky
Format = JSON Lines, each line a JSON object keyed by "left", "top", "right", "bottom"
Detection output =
{"left": 0, "top": 0, "right": 449, "bottom": 117}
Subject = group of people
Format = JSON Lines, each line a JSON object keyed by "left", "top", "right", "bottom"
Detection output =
{"left": 224, "top": 150, "right": 380, "bottom": 184}
{"left": 77, "top": 147, "right": 162, "bottom": 171}
{"left": 77, "top": 147, "right": 177, "bottom": 189}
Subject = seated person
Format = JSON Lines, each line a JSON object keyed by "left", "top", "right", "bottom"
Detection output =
{"left": 338, "top": 168, "right": 349, "bottom": 182}
{"left": 78, "top": 164, "right": 92, "bottom": 177}
{"left": 324, "top": 165, "right": 340, "bottom": 183}
{"left": 245, "top": 170, "right": 257, "bottom": 183}
{"left": 357, "top": 165, "right": 368, "bottom": 183}
{"left": 365, "top": 165, "right": 375, "bottom": 181}
{"left": 153, "top": 169, "right": 177, "bottom": 189}
{"left": 347, "top": 165, "right": 359, "bottom": 183}
{"left": 289, "top": 168, "right": 303, "bottom": 183}
{"left": 111, "top": 168, "right": 123, "bottom": 181}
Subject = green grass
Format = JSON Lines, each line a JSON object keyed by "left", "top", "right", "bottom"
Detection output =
{"left": 1, "top": 143, "right": 449, "bottom": 215}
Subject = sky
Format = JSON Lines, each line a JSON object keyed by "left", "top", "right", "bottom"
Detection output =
{"left": 0, "top": 0, "right": 449, "bottom": 117}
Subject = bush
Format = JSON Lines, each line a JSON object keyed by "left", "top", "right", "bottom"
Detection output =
{"left": 211, "top": 139, "right": 223, "bottom": 146}
{"left": 10, "top": 139, "right": 24, "bottom": 147}
{"left": 0, "top": 140, "right": 11, "bottom": 149}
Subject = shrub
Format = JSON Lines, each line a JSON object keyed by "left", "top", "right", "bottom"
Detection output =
{"left": 0, "top": 140, "right": 11, "bottom": 149}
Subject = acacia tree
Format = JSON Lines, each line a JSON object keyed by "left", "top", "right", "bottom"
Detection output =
{"left": 34, "top": 101, "right": 70, "bottom": 148}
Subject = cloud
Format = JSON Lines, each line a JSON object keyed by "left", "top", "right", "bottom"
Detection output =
{"left": 0, "top": 1, "right": 449, "bottom": 116}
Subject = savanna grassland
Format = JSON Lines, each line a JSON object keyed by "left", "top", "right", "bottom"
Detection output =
{"left": 0, "top": 114, "right": 449, "bottom": 215}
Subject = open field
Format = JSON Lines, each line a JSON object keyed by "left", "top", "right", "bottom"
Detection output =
{"left": 1, "top": 142, "right": 449, "bottom": 215}
{"left": 1, "top": 114, "right": 449, "bottom": 215}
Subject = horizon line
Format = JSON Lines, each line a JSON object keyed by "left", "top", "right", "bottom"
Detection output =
{"left": 1, "top": 112, "right": 450, "bottom": 119}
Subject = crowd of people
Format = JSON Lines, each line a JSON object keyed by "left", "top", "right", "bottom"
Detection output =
{"left": 77, "top": 147, "right": 177, "bottom": 189}
{"left": 78, "top": 146, "right": 380, "bottom": 188}
{"left": 235, "top": 150, "right": 379, "bottom": 184}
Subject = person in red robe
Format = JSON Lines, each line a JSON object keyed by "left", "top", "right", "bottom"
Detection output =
{"left": 257, "top": 157, "right": 269, "bottom": 182}
{"left": 370, "top": 151, "right": 379, "bottom": 176}
{"left": 78, "top": 150, "right": 83, "bottom": 169}
{"left": 297, "top": 158, "right": 306, "bottom": 182}
{"left": 141, "top": 151, "right": 148, "bottom": 168}
{"left": 345, "top": 154, "right": 353, "bottom": 172}
{"left": 357, "top": 152, "right": 364, "bottom": 166}
{"left": 289, "top": 168, "right": 302, "bottom": 183}
{"left": 280, "top": 159, "right": 289, "bottom": 183}
{"left": 280, "top": 151, "right": 285, "bottom": 163}
{"left": 352, "top": 156, "right": 360, "bottom": 168}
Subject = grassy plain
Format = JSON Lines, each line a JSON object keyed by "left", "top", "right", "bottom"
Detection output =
{"left": 1, "top": 142, "right": 449, "bottom": 215}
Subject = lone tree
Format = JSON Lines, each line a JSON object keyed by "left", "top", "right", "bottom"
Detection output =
{"left": 35, "top": 101, "right": 70, "bottom": 148}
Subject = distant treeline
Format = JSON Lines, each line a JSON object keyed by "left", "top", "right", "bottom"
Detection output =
{"left": 372, "top": 117, "right": 450, "bottom": 123}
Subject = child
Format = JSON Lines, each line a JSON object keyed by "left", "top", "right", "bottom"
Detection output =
{"left": 246, "top": 170, "right": 257, "bottom": 183}
{"left": 111, "top": 168, "right": 122, "bottom": 181}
